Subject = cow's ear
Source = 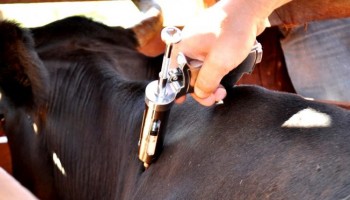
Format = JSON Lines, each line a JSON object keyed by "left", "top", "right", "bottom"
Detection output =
{"left": 131, "top": 5, "right": 165, "bottom": 57}
{"left": 0, "top": 20, "right": 49, "bottom": 108}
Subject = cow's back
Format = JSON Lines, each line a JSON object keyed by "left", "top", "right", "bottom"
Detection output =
{"left": 31, "top": 16, "right": 162, "bottom": 82}
{"left": 135, "top": 86, "right": 350, "bottom": 200}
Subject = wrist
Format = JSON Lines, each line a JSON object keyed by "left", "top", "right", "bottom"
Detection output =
{"left": 220, "top": 0, "right": 292, "bottom": 19}
{"left": 216, "top": 0, "right": 291, "bottom": 34}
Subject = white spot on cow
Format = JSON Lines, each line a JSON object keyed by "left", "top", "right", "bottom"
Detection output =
{"left": 53, "top": 152, "right": 66, "bottom": 176}
{"left": 0, "top": 92, "right": 2, "bottom": 101}
{"left": 282, "top": 108, "right": 332, "bottom": 128}
{"left": 0, "top": 136, "right": 8, "bottom": 144}
{"left": 304, "top": 97, "right": 315, "bottom": 101}
{"left": 32, "top": 123, "right": 38, "bottom": 135}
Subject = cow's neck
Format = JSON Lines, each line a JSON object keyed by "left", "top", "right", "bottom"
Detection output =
{"left": 43, "top": 73, "right": 148, "bottom": 199}
{"left": 104, "top": 80, "right": 150, "bottom": 198}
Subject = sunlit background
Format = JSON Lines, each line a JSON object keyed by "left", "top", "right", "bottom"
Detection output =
{"left": 0, "top": 0, "right": 207, "bottom": 28}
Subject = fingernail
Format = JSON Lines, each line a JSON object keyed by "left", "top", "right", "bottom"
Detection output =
{"left": 215, "top": 100, "right": 224, "bottom": 105}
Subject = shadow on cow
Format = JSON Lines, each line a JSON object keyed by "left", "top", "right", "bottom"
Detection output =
{"left": 0, "top": 10, "right": 350, "bottom": 200}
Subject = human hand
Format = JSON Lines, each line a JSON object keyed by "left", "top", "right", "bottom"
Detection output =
{"left": 0, "top": 168, "right": 38, "bottom": 200}
{"left": 173, "top": 0, "right": 291, "bottom": 106}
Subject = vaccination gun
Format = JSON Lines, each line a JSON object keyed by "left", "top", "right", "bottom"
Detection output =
{"left": 138, "top": 27, "right": 262, "bottom": 168}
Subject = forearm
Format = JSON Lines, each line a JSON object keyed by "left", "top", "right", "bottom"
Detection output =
{"left": 269, "top": 0, "right": 350, "bottom": 27}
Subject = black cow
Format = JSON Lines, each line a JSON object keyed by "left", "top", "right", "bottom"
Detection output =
{"left": 1, "top": 15, "right": 350, "bottom": 200}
